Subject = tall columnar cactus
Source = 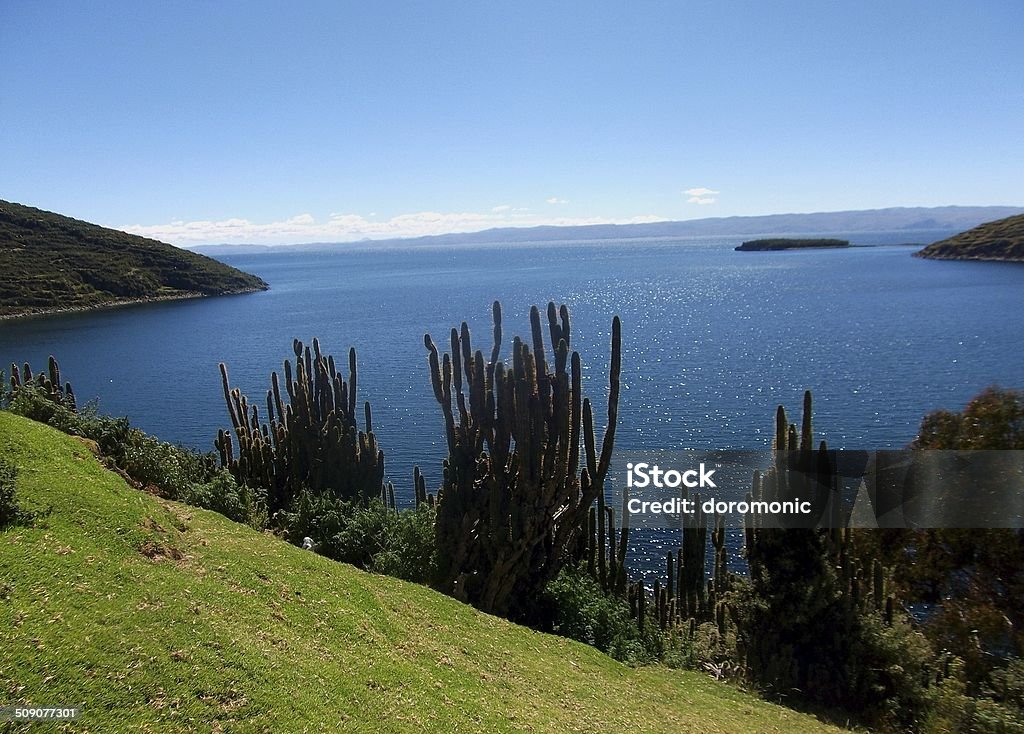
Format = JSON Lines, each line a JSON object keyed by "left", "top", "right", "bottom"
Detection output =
{"left": 581, "top": 484, "right": 630, "bottom": 595}
{"left": 216, "top": 338, "right": 386, "bottom": 516}
{"left": 738, "top": 390, "right": 901, "bottom": 704}
{"left": 8, "top": 356, "right": 77, "bottom": 412}
{"left": 424, "top": 301, "right": 621, "bottom": 618}
{"left": 679, "top": 487, "right": 709, "bottom": 619}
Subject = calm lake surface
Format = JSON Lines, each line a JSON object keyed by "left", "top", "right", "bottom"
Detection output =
{"left": 3, "top": 232, "right": 1022, "bottom": 573}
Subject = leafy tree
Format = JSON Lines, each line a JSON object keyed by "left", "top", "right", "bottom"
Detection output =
{"left": 898, "top": 387, "right": 1024, "bottom": 683}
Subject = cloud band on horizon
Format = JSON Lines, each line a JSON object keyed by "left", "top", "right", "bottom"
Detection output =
{"left": 119, "top": 209, "right": 667, "bottom": 246}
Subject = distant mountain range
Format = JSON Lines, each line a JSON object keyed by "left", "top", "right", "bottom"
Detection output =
{"left": 188, "top": 206, "right": 1024, "bottom": 255}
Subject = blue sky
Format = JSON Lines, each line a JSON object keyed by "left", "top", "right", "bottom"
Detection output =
{"left": 1, "top": 1, "right": 1022, "bottom": 245}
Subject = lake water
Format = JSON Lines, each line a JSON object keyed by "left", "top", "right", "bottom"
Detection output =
{"left": 3, "top": 232, "right": 1022, "bottom": 574}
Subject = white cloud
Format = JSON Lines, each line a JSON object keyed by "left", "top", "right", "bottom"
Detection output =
{"left": 687, "top": 196, "right": 717, "bottom": 205}
{"left": 546, "top": 197, "right": 568, "bottom": 205}
{"left": 118, "top": 209, "right": 667, "bottom": 246}
{"left": 491, "top": 204, "right": 512, "bottom": 212}
{"left": 683, "top": 187, "right": 720, "bottom": 197}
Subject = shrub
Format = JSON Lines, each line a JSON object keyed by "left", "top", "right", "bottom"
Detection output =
{"left": 540, "top": 566, "right": 660, "bottom": 665}
{"left": 282, "top": 491, "right": 436, "bottom": 583}
{"left": 114, "top": 428, "right": 216, "bottom": 497}
{"left": 847, "top": 614, "right": 936, "bottom": 732}
{"left": 371, "top": 504, "right": 437, "bottom": 583}
{"left": 924, "top": 660, "right": 1024, "bottom": 734}
{"left": 179, "top": 470, "right": 264, "bottom": 527}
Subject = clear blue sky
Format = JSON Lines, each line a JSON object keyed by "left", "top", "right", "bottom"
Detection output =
{"left": 2, "top": 1, "right": 1022, "bottom": 244}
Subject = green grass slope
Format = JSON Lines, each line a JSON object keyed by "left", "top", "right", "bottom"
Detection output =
{"left": 0, "top": 412, "right": 846, "bottom": 733}
{"left": 914, "top": 213, "right": 1024, "bottom": 262}
{"left": 0, "top": 200, "right": 267, "bottom": 318}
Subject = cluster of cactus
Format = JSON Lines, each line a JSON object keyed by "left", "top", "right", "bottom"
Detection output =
{"left": 627, "top": 505, "right": 731, "bottom": 634}
{"left": 834, "top": 529, "right": 896, "bottom": 624}
{"left": 739, "top": 391, "right": 903, "bottom": 700}
{"left": 424, "top": 301, "right": 620, "bottom": 617}
{"left": 413, "top": 465, "right": 434, "bottom": 509}
{"left": 216, "top": 338, "right": 386, "bottom": 516}
{"left": 744, "top": 391, "right": 840, "bottom": 536}
{"left": 7, "top": 356, "right": 77, "bottom": 412}
{"left": 580, "top": 487, "right": 629, "bottom": 595}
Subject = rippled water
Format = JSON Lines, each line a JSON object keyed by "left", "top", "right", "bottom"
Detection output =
{"left": 4, "top": 232, "right": 1022, "bottom": 574}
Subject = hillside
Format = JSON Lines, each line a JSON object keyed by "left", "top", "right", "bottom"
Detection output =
{"left": 0, "top": 200, "right": 267, "bottom": 318}
{"left": 914, "top": 213, "right": 1024, "bottom": 262}
{"left": 0, "top": 412, "right": 845, "bottom": 733}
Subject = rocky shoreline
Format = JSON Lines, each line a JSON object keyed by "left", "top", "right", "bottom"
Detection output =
{"left": 0, "top": 286, "right": 266, "bottom": 322}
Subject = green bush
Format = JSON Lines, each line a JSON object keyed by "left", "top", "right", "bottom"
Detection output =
{"left": 924, "top": 660, "right": 1024, "bottom": 734}
{"left": 179, "top": 470, "right": 264, "bottom": 527}
{"left": 114, "top": 428, "right": 216, "bottom": 496}
{"left": 662, "top": 621, "right": 737, "bottom": 677}
{"left": 282, "top": 491, "right": 436, "bottom": 583}
{"left": 540, "top": 566, "right": 660, "bottom": 665}
{"left": 847, "top": 614, "right": 936, "bottom": 732}
{"left": 371, "top": 504, "right": 437, "bottom": 583}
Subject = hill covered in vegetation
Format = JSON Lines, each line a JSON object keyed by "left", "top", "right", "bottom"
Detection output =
{"left": 0, "top": 411, "right": 842, "bottom": 733}
{"left": 914, "top": 213, "right": 1024, "bottom": 262}
{"left": 735, "top": 238, "right": 850, "bottom": 251}
{"left": 0, "top": 200, "right": 267, "bottom": 318}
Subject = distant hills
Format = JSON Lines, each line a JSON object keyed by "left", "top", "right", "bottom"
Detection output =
{"left": 188, "top": 206, "right": 1024, "bottom": 254}
{"left": 0, "top": 200, "right": 267, "bottom": 319}
{"left": 914, "top": 213, "right": 1024, "bottom": 262}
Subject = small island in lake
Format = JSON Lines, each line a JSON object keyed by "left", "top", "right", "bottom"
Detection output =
{"left": 734, "top": 238, "right": 850, "bottom": 251}
{"left": 0, "top": 200, "right": 268, "bottom": 319}
{"left": 914, "top": 213, "right": 1024, "bottom": 262}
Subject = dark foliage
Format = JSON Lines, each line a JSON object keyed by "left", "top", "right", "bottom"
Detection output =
{"left": 893, "top": 388, "right": 1024, "bottom": 684}
{"left": 734, "top": 238, "right": 850, "bottom": 251}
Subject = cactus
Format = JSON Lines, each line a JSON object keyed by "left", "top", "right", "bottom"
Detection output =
{"left": 216, "top": 339, "right": 385, "bottom": 516}
{"left": 680, "top": 487, "right": 709, "bottom": 620}
{"left": 8, "top": 356, "right": 76, "bottom": 412}
{"left": 413, "top": 466, "right": 434, "bottom": 508}
{"left": 738, "top": 390, "right": 906, "bottom": 701}
{"left": 424, "top": 301, "right": 621, "bottom": 618}
{"left": 636, "top": 581, "right": 647, "bottom": 632}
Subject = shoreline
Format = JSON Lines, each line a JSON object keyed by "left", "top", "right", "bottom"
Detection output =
{"left": 913, "top": 252, "right": 1024, "bottom": 263}
{"left": 0, "top": 286, "right": 267, "bottom": 323}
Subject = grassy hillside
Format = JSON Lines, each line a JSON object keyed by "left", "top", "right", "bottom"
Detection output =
{"left": 914, "top": 213, "right": 1024, "bottom": 262}
{"left": 0, "top": 412, "right": 847, "bottom": 733}
{"left": 0, "top": 200, "right": 267, "bottom": 318}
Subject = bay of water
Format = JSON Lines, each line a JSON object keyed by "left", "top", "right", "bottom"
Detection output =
{"left": 3, "top": 232, "right": 1022, "bottom": 572}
